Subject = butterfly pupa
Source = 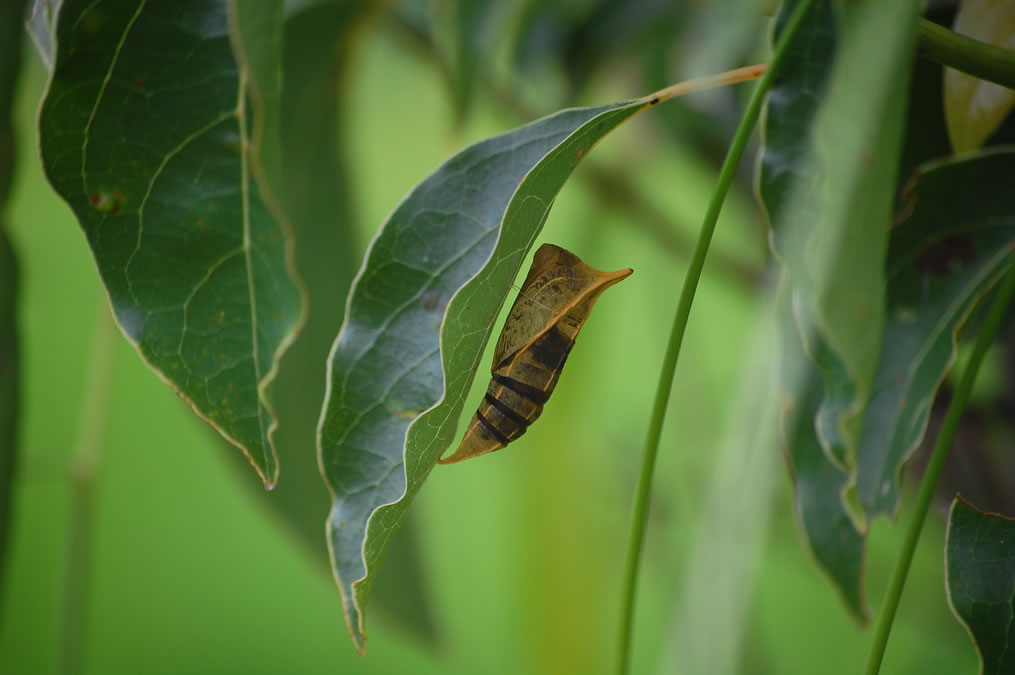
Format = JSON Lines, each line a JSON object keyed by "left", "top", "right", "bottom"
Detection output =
{"left": 438, "top": 243, "right": 632, "bottom": 465}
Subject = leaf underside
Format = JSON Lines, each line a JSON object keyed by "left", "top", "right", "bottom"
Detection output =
{"left": 757, "top": 0, "right": 1009, "bottom": 619}
{"left": 318, "top": 100, "right": 648, "bottom": 651}
{"left": 945, "top": 497, "right": 1015, "bottom": 675}
{"left": 780, "top": 148, "right": 1015, "bottom": 618}
{"left": 855, "top": 150, "right": 1015, "bottom": 521}
{"left": 38, "top": 0, "right": 303, "bottom": 486}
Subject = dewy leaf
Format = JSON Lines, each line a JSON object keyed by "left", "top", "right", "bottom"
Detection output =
{"left": 945, "top": 497, "right": 1015, "bottom": 675}
{"left": 38, "top": 0, "right": 303, "bottom": 486}
{"left": 855, "top": 150, "right": 1015, "bottom": 522}
{"left": 760, "top": 0, "right": 920, "bottom": 473}
{"left": 777, "top": 287, "right": 868, "bottom": 622}
{"left": 0, "top": 0, "right": 28, "bottom": 611}
{"left": 318, "top": 99, "right": 652, "bottom": 651}
{"left": 944, "top": 0, "right": 1015, "bottom": 153}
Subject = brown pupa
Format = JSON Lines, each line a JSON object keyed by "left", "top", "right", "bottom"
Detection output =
{"left": 439, "top": 243, "right": 632, "bottom": 464}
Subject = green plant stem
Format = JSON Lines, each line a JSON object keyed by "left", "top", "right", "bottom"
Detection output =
{"left": 384, "top": 13, "right": 766, "bottom": 296}
{"left": 864, "top": 262, "right": 1015, "bottom": 675}
{"left": 59, "top": 301, "right": 117, "bottom": 675}
{"left": 612, "top": 2, "right": 816, "bottom": 673}
{"left": 916, "top": 18, "right": 1015, "bottom": 90}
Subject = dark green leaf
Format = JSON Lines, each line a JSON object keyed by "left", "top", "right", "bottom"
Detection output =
{"left": 227, "top": 0, "right": 440, "bottom": 644}
{"left": 761, "top": 0, "right": 920, "bottom": 473}
{"left": 318, "top": 99, "right": 651, "bottom": 651}
{"left": 856, "top": 150, "right": 1015, "bottom": 521}
{"left": 777, "top": 289, "right": 868, "bottom": 622}
{"left": 758, "top": 0, "right": 920, "bottom": 614}
{"left": 38, "top": 0, "right": 304, "bottom": 486}
{"left": 945, "top": 497, "right": 1015, "bottom": 675}
{"left": 759, "top": 0, "right": 854, "bottom": 470}
{"left": 224, "top": 0, "right": 363, "bottom": 572}
{"left": 774, "top": 149, "right": 1015, "bottom": 620}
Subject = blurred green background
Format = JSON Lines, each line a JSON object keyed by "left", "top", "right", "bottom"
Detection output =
{"left": 0, "top": 7, "right": 976, "bottom": 675}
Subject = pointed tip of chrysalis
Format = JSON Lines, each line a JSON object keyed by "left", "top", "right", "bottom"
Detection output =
{"left": 438, "top": 416, "right": 506, "bottom": 465}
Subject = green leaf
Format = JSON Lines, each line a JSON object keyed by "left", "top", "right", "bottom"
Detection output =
{"left": 760, "top": 0, "right": 920, "bottom": 473}
{"left": 225, "top": 0, "right": 441, "bottom": 644}
{"left": 855, "top": 150, "right": 1015, "bottom": 521}
{"left": 773, "top": 149, "right": 1015, "bottom": 620}
{"left": 318, "top": 99, "right": 651, "bottom": 651}
{"left": 758, "top": 0, "right": 852, "bottom": 470}
{"left": 777, "top": 288, "right": 868, "bottom": 622}
{"left": 944, "top": 0, "right": 1015, "bottom": 153}
{"left": 221, "top": 0, "right": 363, "bottom": 571}
{"left": 945, "top": 497, "right": 1015, "bottom": 675}
{"left": 0, "top": 0, "right": 28, "bottom": 615}
{"left": 38, "top": 0, "right": 304, "bottom": 486}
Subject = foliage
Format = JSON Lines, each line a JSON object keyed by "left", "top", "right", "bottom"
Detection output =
{"left": 3, "top": 0, "right": 1015, "bottom": 672}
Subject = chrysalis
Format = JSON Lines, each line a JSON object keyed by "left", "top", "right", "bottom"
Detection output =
{"left": 439, "top": 243, "right": 632, "bottom": 464}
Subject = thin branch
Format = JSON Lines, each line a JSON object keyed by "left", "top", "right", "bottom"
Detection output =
{"left": 613, "top": 1, "right": 817, "bottom": 672}
{"left": 916, "top": 18, "right": 1015, "bottom": 90}
{"left": 864, "top": 263, "right": 1015, "bottom": 674}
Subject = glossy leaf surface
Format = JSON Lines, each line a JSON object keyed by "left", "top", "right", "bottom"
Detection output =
{"left": 318, "top": 99, "right": 649, "bottom": 651}
{"left": 946, "top": 498, "right": 1015, "bottom": 675}
{"left": 38, "top": 0, "right": 303, "bottom": 486}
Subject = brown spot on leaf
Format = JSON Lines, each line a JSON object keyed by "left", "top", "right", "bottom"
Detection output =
{"left": 916, "top": 235, "right": 977, "bottom": 279}
{"left": 89, "top": 188, "right": 127, "bottom": 214}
